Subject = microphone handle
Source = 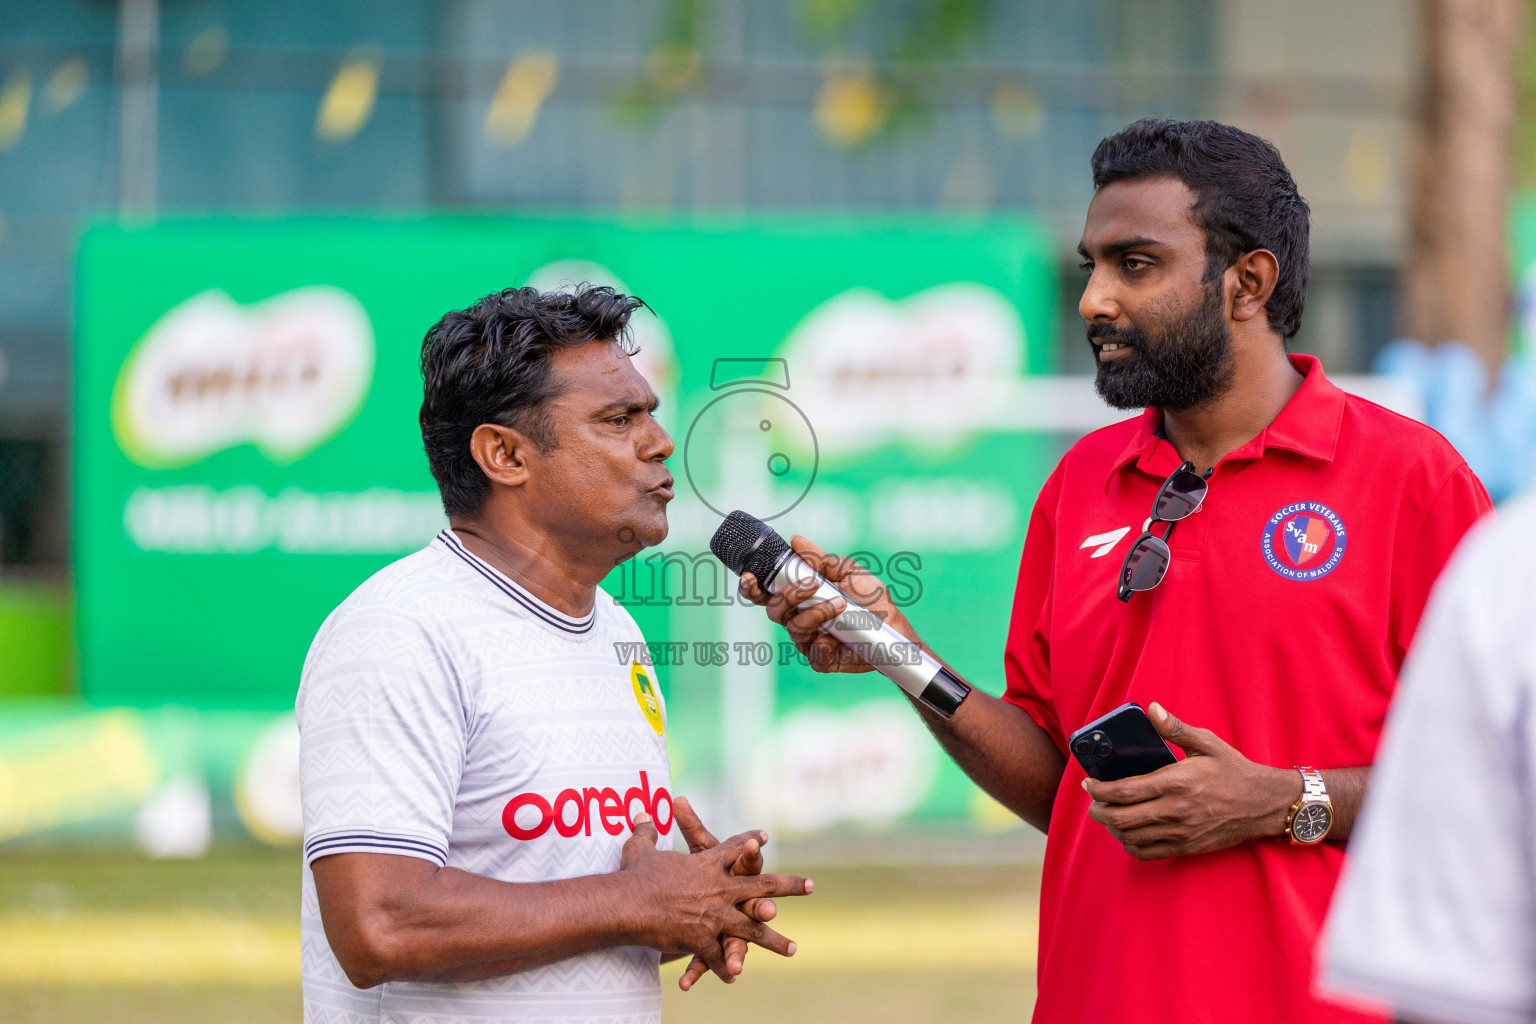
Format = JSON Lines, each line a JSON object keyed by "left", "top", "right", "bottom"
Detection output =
{"left": 768, "top": 553, "right": 971, "bottom": 719}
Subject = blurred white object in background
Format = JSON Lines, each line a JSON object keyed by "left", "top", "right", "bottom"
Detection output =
{"left": 746, "top": 700, "right": 938, "bottom": 835}
{"left": 236, "top": 714, "right": 303, "bottom": 846}
{"left": 134, "top": 775, "right": 211, "bottom": 858}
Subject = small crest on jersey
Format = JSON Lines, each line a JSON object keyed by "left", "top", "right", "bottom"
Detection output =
{"left": 630, "top": 662, "right": 665, "bottom": 736}
{"left": 1261, "top": 502, "right": 1347, "bottom": 580}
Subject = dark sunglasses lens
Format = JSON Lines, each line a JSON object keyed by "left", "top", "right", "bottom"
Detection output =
{"left": 1123, "top": 535, "right": 1171, "bottom": 593}
{"left": 1155, "top": 470, "right": 1207, "bottom": 521}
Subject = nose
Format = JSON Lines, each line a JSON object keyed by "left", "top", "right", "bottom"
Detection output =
{"left": 1078, "top": 266, "right": 1121, "bottom": 325}
{"left": 642, "top": 415, "right": 674, "bottom": 462}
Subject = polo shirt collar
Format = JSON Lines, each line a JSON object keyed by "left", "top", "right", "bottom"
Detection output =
{"left": 1103, "top": 353, "right": 1345, "bottom": 488}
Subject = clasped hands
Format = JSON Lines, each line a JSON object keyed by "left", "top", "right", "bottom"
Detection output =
{"left": 1082, "top": 701, "right": 1303, "bottom": 860}
{"left": 620, "top": 795, "right": 811, "bottom": 991}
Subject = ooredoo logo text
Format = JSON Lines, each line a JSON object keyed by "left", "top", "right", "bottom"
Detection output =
{"left": 501, "top": 770, "right": 673, "bottom": 841}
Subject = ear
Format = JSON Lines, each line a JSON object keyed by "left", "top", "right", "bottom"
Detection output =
{"left": 469, "top": 423, "right": 534, "bottom": 489}
{"left": 1229, "top": 249, "right": 1279, "bottom": 325}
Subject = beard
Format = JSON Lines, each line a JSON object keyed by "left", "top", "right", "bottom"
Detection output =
{"left": 1090, "top": 282, "right": 1235, "bottom": 411}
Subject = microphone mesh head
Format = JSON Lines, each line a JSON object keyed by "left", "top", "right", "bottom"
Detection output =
{"left": 710, "top": 510, "right": 789, "bottom": 583}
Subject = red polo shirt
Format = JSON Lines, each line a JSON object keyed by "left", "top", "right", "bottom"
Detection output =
{"left": 1004, "top": 355, "right": 1491, "bottom": 1024}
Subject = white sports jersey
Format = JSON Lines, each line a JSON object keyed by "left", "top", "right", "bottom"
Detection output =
{"left": 298, "top": 529, "right": 674, "bottom": 1024}
{"left": 1321, "top": 493, "right": 1532, "bottom": 1024}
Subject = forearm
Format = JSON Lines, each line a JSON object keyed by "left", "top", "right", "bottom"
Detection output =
{"left": 906, "top": 686, "right": 1066, "bottom": 833}
{"left": 1320, "top": 766, "right": 1371, "bottom": 842}
{"left": 319, "top": 862, "right": 653, "bottom": 986}
{"left": 1245, "top": 764, "right": 1372, "bottom": 843}
{"left": 741, "top": 543, "right": 1065, "bottom": 832}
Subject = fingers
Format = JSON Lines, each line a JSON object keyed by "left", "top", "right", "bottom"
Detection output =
{"left": 789, "top": 534, "right": 830, "bottom": 559}
{"left": 739, "top": 871, "right": 814, "bottom": 900}
{"left": 710, "top": 830, "right": 767, "bottom": 869}
{"left": 1082, "top": 772, "right": 1167, "bottom": 806}
{"left": 725, "top": 914, "right": 798, "bottom": 958}
{"left": 619, "top": 812, "right": 659, "bottom": 869}
{"left": 1081, "top": 758, "right": 1185, "bottom": 804}
{"left": 695, "top": 937, "right": 732, "bottom": 983}
{"left": 1149, "top": 701, "right": 1177, "bottom": 738}
{"left": 739, "top": 573, "right": 769, "bottom": 608}
{"left": 723, "top": 935, "right": 749, "bottom": 977}
{"left": 788, "top": 537, "right": 890, "bottom": 609}
{"left": 631, "top": 811, "right": 659, "bottom": 844}
{"left": 1086, "top": 796, "right": 1166, "bottom": 831}
{"left": 740, "top": 897, "right": 776, "bottom": 922}
{"left": 773, "top": 595, "right": 858, "bottom": 671}
{"left": 673, "top": 833, "right": 785, "bottom": 992}
{"left": 805, "top": 631, "right": 853, "bottom": 672}
{"left": 765, "top": 581, "right": 844, "bottom": 635}
{"left": 726, "top": 835, "right": 777, "bottom": 939}
{"left": 754, "top": 575, "right": 805, "bottom": 624}
{"left": 673, "top": 796, "right": 717, "bottom": 855}
{"left": 788, "top": 535, "right": 846, "bottom": 581}
{"left": 747, "top": 551, "right": 879, "bottom": 675}
{"left": 730, "top": 833, "right": 766, "bottom": 878}
{"left": 678, "top": 955, "right": 710, "bottom": 991}
{"left": 1117, "top": 839, "right": 1185, "bottom": 861}
{"left": 679, "top": 938, "right": 750, "bottom": 991}
{"left": 742, "top": 572, "right": 844, "bottom": 638}
{"left": 1104, "top": 821, "right": 1187, "bottom": 847}
{"left": 1149, "top": 702, "right": 1225, "bottom": 756}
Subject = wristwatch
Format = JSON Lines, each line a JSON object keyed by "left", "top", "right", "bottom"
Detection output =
{"left": 1285, "top": 767, "right": 1333, "bottom": 845}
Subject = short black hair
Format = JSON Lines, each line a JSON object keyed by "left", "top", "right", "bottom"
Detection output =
{"left": 1091, "top": 118, "right": 1310, "bottom": 339}
{"left": 419, "top": 285, "right": 645, "bottom": 517}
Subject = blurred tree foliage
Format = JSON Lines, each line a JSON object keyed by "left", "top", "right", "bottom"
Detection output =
{"left": 613, "top": 0, "right": 714, "bottom": 123}
{"left": 614, "top": 0, "right": 999, "bottom": 142}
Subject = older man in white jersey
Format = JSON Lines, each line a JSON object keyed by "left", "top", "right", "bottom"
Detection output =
{"left": 298, "top": 286, "right": 810, "bottom": 1024}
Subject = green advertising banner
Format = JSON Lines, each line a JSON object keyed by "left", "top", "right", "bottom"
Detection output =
{"left": 0, "top": 704, "right": 298, "bottom": 852}
{"left": 75, "top": 216, "right": 1057, "bottom": 842}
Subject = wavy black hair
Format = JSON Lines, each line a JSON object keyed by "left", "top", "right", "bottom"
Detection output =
{"left": 1091, "top": 118, "right": 1311, "bottom": 339}
{"left": 419, "top": 285, "right": 645, "bottom": 517}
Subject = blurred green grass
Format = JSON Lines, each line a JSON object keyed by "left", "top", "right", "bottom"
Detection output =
{"left": 0, "top": 850, "right": 1038, "bottom": 1023}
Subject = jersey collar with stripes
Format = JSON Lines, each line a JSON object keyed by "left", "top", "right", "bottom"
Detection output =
{"left": 436, "top": 529, "right": 596, "bottom": 635}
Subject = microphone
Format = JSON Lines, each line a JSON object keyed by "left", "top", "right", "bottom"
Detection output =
{"left": 709, "top": 510, "right": 972, "bottom": 719}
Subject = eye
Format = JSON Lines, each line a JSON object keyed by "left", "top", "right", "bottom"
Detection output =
{"left": 1077, "top": 261, "right": 1093, "bottom": 273}
{"left": 1123, "top": 256, "right": 1151, "bottom": 272}
{"left": 610, "top": 415, "right": 631, "bottom": 429}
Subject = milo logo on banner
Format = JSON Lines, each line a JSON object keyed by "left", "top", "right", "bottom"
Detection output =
{"left": 779, "top": 282, "right": 1028, "bottom": 457}
{"left": 111, "top": 286, "right": 375, "bottom": 468}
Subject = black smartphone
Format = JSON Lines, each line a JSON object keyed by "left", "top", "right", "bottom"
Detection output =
{"left": 1068, "top": 702, "right": 1178, "bottom": 782}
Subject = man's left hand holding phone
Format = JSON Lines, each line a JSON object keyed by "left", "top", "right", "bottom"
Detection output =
{"left": 1077, "top": 702, "right": 1306, "bottom": 861}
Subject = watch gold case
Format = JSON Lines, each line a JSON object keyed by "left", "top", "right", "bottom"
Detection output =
{"left": 1289, "top": 801, "right": 1332, "bottom": 844}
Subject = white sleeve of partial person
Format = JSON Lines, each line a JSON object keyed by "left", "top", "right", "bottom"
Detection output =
{"left": 297, "top": 601, "right": 467, "bottom": 869}
{"left": 1319, "top": 504, "right": 1536, "bottom": 1024}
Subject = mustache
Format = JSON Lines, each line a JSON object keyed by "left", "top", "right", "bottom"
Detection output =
{"left": 1086, "top": 321, "right": 1143, "bottom": 349}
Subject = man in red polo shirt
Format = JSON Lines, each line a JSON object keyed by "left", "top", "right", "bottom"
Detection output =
{"left": 741, "top": 118, "right": 1491, "bottom": 1022}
